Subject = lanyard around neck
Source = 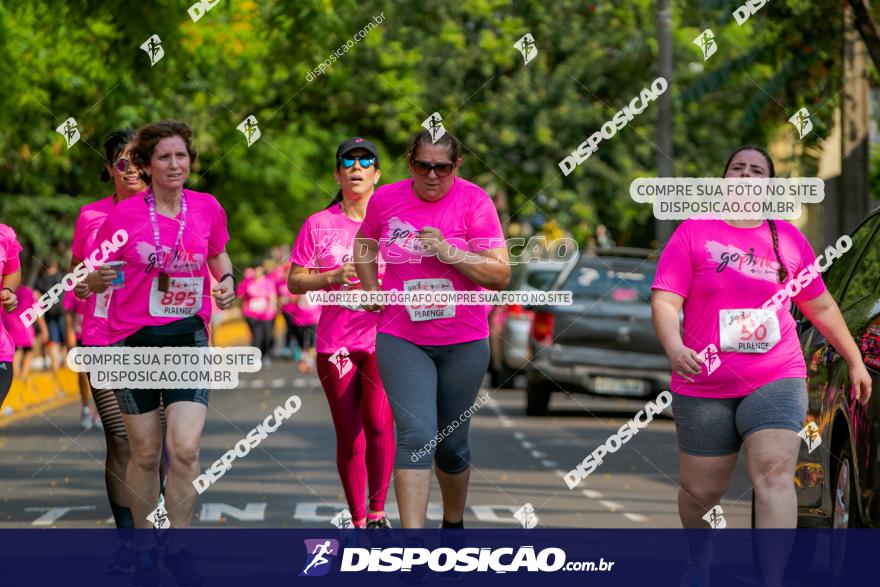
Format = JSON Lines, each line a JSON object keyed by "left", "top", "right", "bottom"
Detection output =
{"left": 145, "top": 189, "right": 187, "bottom": 272}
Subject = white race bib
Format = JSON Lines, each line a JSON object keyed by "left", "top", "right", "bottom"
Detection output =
{"left": 149, "top": 277, "right": 203, "bottom": 318}
{"left": 94, "top": 290, "right": 111, "bottom": 319}
{"left": 249, "top": 297, "right": 268, "bottom": 313}
{"left": 719, "top": 309, "right": 781, "bottom": 353}
{"left": 404, "top": 278, "right": 455, "bottom": 322}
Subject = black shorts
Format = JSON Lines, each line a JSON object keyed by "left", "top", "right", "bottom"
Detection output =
{"left": 296, "top": 324, "right": 316, "bottom": 350}
{"left": 0, "top": 362, "right": 13, "bottom": 407}
{"left": 112, "top": 317, "right": 210, "bottom": 415}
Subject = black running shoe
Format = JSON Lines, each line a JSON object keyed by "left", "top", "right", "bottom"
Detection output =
{"left": 164, "top": 548, "right": 205, "bottom": 587}
{"left": 132, "top": 549, "right": 160, "bottom": 587}
{"left": 367, "top": 517, "right": 392, "bottom": 529}
{"left": 106, "top": 543, "right": 136, "bottom": 575}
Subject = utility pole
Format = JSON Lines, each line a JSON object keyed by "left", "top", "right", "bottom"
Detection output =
{"left": 655, "top": 0, "right": 675, "bottom": 246}
{"left": 840, "top": 0, "right": 871, "bottom": 238}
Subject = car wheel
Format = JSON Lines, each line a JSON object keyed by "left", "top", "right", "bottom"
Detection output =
{"left": 832, "top": 445, "right": 860, "bottom": 528}
{"left": 525, "top": 373, "right": 551, "bottom": 416}
{"left": 490, "top": 364, "right": 515, "bottom": 389}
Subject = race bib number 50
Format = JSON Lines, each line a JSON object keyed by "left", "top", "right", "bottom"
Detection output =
{"left": 149, "top": 277, "right": 203, "bottom": 318}
{"left": 719, "top": 309, "right": 781, "bottom": 353}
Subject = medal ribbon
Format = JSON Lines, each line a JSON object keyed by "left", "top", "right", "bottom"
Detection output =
{"left": 145, "top": 188, "right": 188, "bottom": 274}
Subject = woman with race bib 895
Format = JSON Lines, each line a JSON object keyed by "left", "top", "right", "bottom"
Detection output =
{"left": 354, "top": 130, "right": 510, "bottom": 529}
{"left": 651, "top": 146, "right": 871, "bottom": 583}
{"left": 90, "top": 120, "right": 235, "bottom": 586}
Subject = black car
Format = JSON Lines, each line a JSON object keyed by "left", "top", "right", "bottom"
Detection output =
{"left": 795, "top": 208, "right": 880, "bottom": 527}
{"left": 524, "top": 248, "right": 670, "bottom": 415}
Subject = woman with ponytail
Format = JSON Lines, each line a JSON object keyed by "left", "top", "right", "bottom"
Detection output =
{"left": 651, "top": 146, "right": 871, "bottom": 583}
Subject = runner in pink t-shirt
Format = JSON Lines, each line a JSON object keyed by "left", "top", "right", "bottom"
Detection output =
{"left": 287, "top": 137, "right": 393, "bottom": 528}
{"left": 0, "top": 223, "right": 23, "bottom": 404}
{"left": 353, "top": 130, "right": 510, "bottom": 529}
{"left": 69, "top": 129, "right": 168, "bottom": 548}
{"left": 238, "top": 266, "right": 277, "bottom": 363}
{"left": 3, "top": 286, "right": 45, "bottom": 380}
{"left": 87, "top": 121, "right": 235, "bottom": 580}
{"left": 650, "top": 147, "right": 871, "bottom": 546}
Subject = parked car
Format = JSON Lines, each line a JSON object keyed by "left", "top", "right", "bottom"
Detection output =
{"left": 488, "top": 260, "right": 568, "bottom": 388}
{"left": 524, "top": 247, "right": 670, "bottom": 415}
{"left": 794, "top": 208, "right": 880, "bottom": 527}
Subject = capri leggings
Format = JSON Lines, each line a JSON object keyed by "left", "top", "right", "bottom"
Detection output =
{"left": 316, "top": 350, "right": 394, "bottom": 521}
{"left": 0, "top": 362, "right": 12, "bottom": 408}
{"left": 375, "top": 333, "right": 490, "bottom": 473}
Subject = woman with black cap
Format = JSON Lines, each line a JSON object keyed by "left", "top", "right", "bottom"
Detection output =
{"left": 288, "top": 138, "right": 394, "bottom": 528}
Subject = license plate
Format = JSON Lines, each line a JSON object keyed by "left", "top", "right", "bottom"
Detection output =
{"left": 592, "top": 377, "right": 647, "bottom": 396}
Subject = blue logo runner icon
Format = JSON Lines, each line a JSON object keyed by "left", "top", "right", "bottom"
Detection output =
{"left": 300, "top": 539, "right": 339, "bottom": 576}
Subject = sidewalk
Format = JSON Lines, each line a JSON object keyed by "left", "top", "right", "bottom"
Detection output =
{"left": 0, "top": 310, "right": 258, "bottom": 427}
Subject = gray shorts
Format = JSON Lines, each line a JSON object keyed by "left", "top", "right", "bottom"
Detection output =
{"left": 672, "top": 378, "right": 807, "bottom": 457}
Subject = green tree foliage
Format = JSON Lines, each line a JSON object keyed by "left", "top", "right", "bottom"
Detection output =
{"left": 0, "top": 0, "right": 871, "bottom": 268}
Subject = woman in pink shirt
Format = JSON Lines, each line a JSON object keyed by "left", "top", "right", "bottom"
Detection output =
{"left": 355, "top": 130, "right": 510, "bottom": 528}
{"left": 0, "top": 224, "right": 23, "bottom": 404}
{"left": 70, "top": 129, "right": 175, "bottom": 571}
{"left": 89, "top": 120, "right": 235, "bottom": 584}
{"left": 288, "top": 137, "right": 394, "bottom": 528}
{"left": 3, "top": 285, "right": 46, "bottom": 380}
{"left": 652, "top": 147, "right": 871, "bottom": 581}
{"left": 238, "top": 265, "right": 277, "bottom": 366}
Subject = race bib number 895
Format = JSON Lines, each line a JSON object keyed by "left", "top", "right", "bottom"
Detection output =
{"left": 149, "top": 276, "right": 203, "bottom": 318}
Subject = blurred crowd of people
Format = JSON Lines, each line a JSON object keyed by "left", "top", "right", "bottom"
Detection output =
{"left": 235, "top": 247, "right": 320, "bottom": 374}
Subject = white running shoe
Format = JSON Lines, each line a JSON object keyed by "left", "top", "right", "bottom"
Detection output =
{"left": 80, "top": 406, "right": 95, "bottom": 430}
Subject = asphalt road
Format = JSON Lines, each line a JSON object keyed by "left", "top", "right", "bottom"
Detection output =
{"left": 0, "top": 365, "right": 753, "bottom": 528}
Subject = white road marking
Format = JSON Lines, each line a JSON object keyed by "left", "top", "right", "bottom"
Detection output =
{"left": 624, "top": 512, "right": 648, "bottom": 522}
{"left": 582, "top": 489, "right": 603, "bottom": 499}
{"left": 599, "top": 500, "right": 624, "bottom": 512}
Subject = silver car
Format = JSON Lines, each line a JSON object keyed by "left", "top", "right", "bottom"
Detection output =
{"left": 488, "top": 260, "right": 568, "bottom": 388}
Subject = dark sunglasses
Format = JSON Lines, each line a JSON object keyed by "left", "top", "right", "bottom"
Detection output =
{"left": 411, "top": 159, "right": 455, "bottom": 177}
{"left": 339, "top": 155, "right": 376, "bottom": 169}
{"left": 113, "top": 157, "right": 131, "bottom": 172}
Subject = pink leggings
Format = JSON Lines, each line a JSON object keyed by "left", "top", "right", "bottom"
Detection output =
{"left": 316, "top": 350, "right": 394, "bottom": 522}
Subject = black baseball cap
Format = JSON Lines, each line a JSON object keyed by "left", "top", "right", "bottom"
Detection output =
{"left": 336, "top": 137, "right": 379, "bottom": 161}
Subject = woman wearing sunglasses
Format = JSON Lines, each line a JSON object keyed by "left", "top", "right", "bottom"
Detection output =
{"left": 354, "top": 130, "right": 510, "bottom": 528}
{"left": 288, "top": 138, "right": 395, "bottom": 529}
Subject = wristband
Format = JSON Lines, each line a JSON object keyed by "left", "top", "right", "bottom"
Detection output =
{"left": 1, "top": 287, "right": 13, "bottom": 296}
{"left": 220, "top": 272, "right": 235, "bottom": 288}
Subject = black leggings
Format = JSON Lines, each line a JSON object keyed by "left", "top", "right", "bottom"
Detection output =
{"left": 245, "top": 317, "right": 274, "bottom": 357}
{"left": 0, "top": 362, "right": 12, "bottom": 408}
{"left": 375, "top": 333, "right": 489, "bottom": 473}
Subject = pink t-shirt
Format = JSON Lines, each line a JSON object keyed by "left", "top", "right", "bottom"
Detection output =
{"left": 240, "top": 276, "right": 277, "bottom": 321}
{"left": 652, "top": 219, "right": 825, "bottom": 398}
{"left": 62, "top": 288, "right": 85, "bottom": 340}
{"left": 0, "top": 224, "right": 23, "bottom": 362}
{"left": 3, "top": 286, "right": 36, "bottom": 348}
{"left": 289, "top": 203, "right": 383, "bottom": 353}
{"left": 94, "top": 189, "right": 230, "bottom": 343}
{"left": 287, "top": 294, "right": 321, "bottom": 327}
{"left": 359, "top": 178, "right": 505, "bottom": 346}
{"left": 71, "top": 195, "right": 117, "bottom": 345}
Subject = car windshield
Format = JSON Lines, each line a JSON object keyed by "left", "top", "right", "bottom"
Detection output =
{"left": 525, "top": 269, "right": 560, "bottom": 291}
{"left": 562, "top": 258, "right": 656, "bottom": 303}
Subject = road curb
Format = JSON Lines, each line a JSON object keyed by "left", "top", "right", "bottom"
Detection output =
{"left": 0, "top": 317, "right": 262, "bottom": 425}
